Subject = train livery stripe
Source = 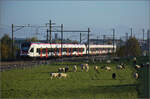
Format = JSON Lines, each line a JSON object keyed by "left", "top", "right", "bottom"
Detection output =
{"left": 81, "top": 48, "right": 83, "bottom": 56}
{"left": 46, "top": 48, "right": 48, "bottom": 58}
{"left": 59, "top": 48, "right": 61, "bottom": 57}
{"left": 55, "top": 48, "right": 57, "bottom": 56}
{"left": 67, "top": 48, "right": 69, "bottom": 56}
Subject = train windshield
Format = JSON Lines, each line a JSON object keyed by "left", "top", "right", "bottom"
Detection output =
{"left": 21, "top": 42, "right": 31, "bottom": 52}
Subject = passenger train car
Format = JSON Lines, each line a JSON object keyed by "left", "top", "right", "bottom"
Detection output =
{"left": 20, "top": 42, "right": 116, "bottom": 58}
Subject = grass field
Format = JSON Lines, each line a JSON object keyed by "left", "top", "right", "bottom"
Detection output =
{"left": 0, "top": 56, "right": 149, "bottom": 98}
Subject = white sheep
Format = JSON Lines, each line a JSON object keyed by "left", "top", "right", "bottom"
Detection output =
{"left": 85, "top": 64, "right": 89, "bottom": 72}
{"left": 135, "top": 65, "right": 141, "bottom": 69}
{"left": 94, "top": 66, "right": 98, "bottom": 71}
{"left": 116, "top": 65, "right": 123, "bottom": 69}
{"left": 50, "top": 73, "right": 59, "bottom": 80}
{"left": 134, "top": 72, "right": 139, "bottom": 79}
{"left": 105, "top": 66, "right": 111, "bottom": 71}
{"left": 58, "top": 68, "right": 65, "bottom": 72}
{"left": 73, "top": 65, "right": 77, "bottom": 72}
{"left": 59, "top": 73, "right": 67, "bottom": 78}
{"left": 106, "top": 60, "right": 111, "bottom": 63}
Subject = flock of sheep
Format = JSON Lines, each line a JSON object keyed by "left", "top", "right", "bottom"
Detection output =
{"left": 50, "top": 57, "right": 149, "bottom": 80}
{"left": 50, "top": 64, "right": 90, "bottom": 79}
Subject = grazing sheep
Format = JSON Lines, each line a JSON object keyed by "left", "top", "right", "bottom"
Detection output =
{"left": 94, "top": 66, "right": 99, "bottom": 72}
{"left": 146, "top": 62, "right": 149, "bottom": 67}
{"left": 133, "top": 57, "right": 137, "bottom": 65}
{"left": 135, "top": 65, "right": 141, "bottom": 69}
{"left": 112, "top": 73, "right": 116, "bottom": 79}
{"left": 62, "top": 68, "right": 65, "bottom": 72}
{"left": 59, "top": 73, "right": 67, "bottom": 78}
{"left": 65, "top": 66, "right": 69, "bottom": 72}
{"left": 116, "top": 65, "right": 123, "bottom": 69}
{"left": 58, "top": 68, "right": 61, "bottom": 72}
{"left": 81, "top": 64, "right": 85, "bottom": 72}
{"left": 140, "top": 64, "right": 144, "bottom": 68}
{"left": 121, "top": 63, "right": 125, "bottom": 69}
{"left": 134, "top": 72, "right": 139, "bottom": 79}
{"left": 106, "top": 60, "right": 111, "bottom": 64}
{"left": 101, "top": 66, "right": 105, "bottom": 69}
{"left": 58, "top": 68, "right": 65, "bottom": 72}
{"left": 73, "top": 65, "right": 77, "bottom": 72}
{"left": 105, "top": 66, "right": 111, "bottom": 71}
{"left": 85, "top": 64, "right": 89, "bottom": 72}
{"left": 50, "top": 73, "right": 59, "bottom": 80}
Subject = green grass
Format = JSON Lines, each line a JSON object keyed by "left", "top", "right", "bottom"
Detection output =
{"left": 0, "top": 57, "right": 149, "bottom": 98}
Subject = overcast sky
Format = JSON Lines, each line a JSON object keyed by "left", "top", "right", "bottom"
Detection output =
{"left": 0, "top": 0, "right": 149, "bottom": 40}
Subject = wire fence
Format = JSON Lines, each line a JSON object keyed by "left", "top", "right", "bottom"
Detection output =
{"left": 0, "top": 23, "right": 150, "bottom": 61}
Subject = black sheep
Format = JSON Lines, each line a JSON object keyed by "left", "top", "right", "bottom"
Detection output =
{"left": 101, "top": 66, "right": 105, "bottom": 69}
{"left": 112, "top": 73, "right": 116, "bottom": 79}
{"left": 65, "top": 66, "right": 69, "bottom": 72}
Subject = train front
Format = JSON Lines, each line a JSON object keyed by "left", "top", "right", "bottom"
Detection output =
{"left": 20, "top": 42, "right": 31, "bottom": 57}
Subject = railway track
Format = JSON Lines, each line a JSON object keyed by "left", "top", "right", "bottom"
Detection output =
{"left": 0, "top": 55, "right": 112, "bottom": 72}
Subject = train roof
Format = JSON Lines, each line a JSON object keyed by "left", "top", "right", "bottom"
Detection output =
{"left": 21, "top": 42, "right": 116, "bottom": 47}
{"left": 30, "top": 42, "right": 85, "bottom": 45}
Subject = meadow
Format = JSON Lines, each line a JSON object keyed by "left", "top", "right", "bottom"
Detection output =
{"left": 0, "top": 56, "right": 149, "bottom": 99}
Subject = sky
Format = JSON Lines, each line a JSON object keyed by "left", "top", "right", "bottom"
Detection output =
{"left": 0, "top": 0, "right": 150, "bottom": 41}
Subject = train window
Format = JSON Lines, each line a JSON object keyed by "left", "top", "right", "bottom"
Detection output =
{"left": 56, "top": 48, "right": 59, "bottom": 52}
{"left": 30, "top": 48, "right": 34, "bottom": 53}
{"left": 63, "top": 48, "right": 67, "bottom": 52}
{"left": 37, "top": 48, "right": 40, "bottom": 54}
{"left": 78, "top": 48, "right": 80, "bottom": 52}
{"left": 82, "top": 48, "right": 85, "bottom": 52}
{"left": 47, "top": 48, "right": 50, "bottom": 52}
{"left": 72, "top": 48, "right": 74, "bottom": 52}
{"left": 50, "top": 48, "right": 54, "bottom": 52}
{"left": 42, "top": 49, "right": 46, "bottom": 54}
{"left": 69, "top": 48, "right": 72, "bottom": 52}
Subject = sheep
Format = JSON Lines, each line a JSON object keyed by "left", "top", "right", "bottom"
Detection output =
{"left": 133, "top": 72, "right": 139, "bottom": 79}
{"left": 65, "top": 66, "right": 69, "bottom": 72}
{"left": 85, "top": 64, "right": 89, "bottom": 72}
{"left": 140, "top": 63, "right": 144, "bottom": 68}
{"left": 121, "top": 63, "right": 125, "bottom": 69}
{"left": 101, "top": 66, "right": 105, "bottom": 69}
{"left": 58, "top": 68, "right": 61, "bottom": 72}
{"left": 50, "top": 73, "right": 59, "bottom": 80}
{"left": 135, "top": 65, "right": 141, "bottom": 69}
{"left": 146, "top": 62, "right": 149, "bottom": 67}
{"left": 73, "top": 65, "right": 77, "bottom": 72}
{"left": 105, "top": 66, "right": 111, "bottom": 71}
{"left": 80, "top": 64, "right": 85, "bottom": 72}
{"left": 58, "top": 68, "right": 65, "bottom": 72}
{"left": 94, "top": 66, "right": 99, "bottom": 72}
{"left": 59, "top": 73, "right": 67, "bottom": 78}
{"left": 112, "top": 73, "right": 116, "bottom": 79}
{"left": 133, "top": 57, "right": 137, "bottom": 65}
{"left": 116, "top": 65, "right": 123, "bottom": 69}
{"left": 106, "top": 60, "right": 111, "bottom": 64}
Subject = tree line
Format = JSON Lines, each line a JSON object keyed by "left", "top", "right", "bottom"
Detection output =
{"left": 116, "top": 37, "right": 142, "bottom": 57}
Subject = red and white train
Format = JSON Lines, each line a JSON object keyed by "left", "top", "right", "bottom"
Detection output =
{"left": 20, "top": 42, "right": 116, "bottom": 58}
